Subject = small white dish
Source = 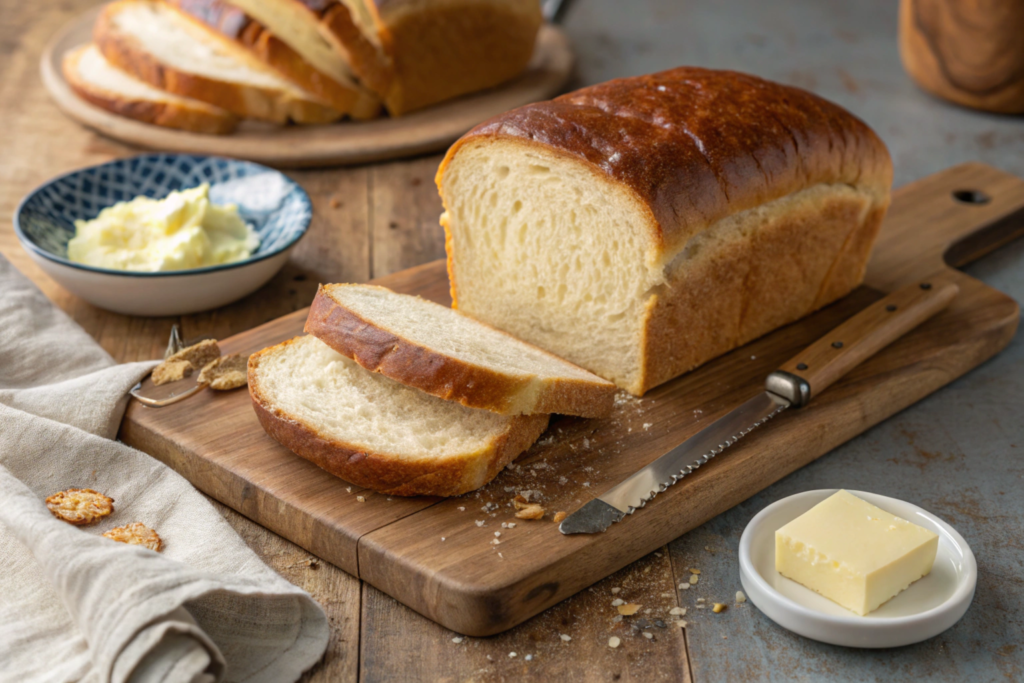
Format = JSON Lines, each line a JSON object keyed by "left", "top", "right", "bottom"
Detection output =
{"left": 739, "top": 489, "right": 976, "bottom": 648}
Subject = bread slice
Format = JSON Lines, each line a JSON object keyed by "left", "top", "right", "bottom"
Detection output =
{"left": 164, "top": 0, "right": 380, "bottom": 119}
{"left": 304, "top": 284, "right": 617, "bottom": 417}
{"left": 94, "top": 0, "right": 341, "bottom": 124}
{"left": 249, "top": 335, "right": 549, "bottom": 496}
{"left": 224, "top": 0, "right": 542, "bottom": 116}
{"left": 62, "top": 44, "right": 237, "bottom": 134}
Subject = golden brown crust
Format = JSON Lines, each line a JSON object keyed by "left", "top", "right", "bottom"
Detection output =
{"left": 320, "top": 2, "right": 393, "bottom": 97}
{"left": 248, "top": 337, "right": 549, "bottom": 497}
{"left": 439, "top": 66, "right": 893, "bottom": 257}
{"left": 63, "top": 46, "right": 238, "bottom": 134}
{"left": 103, "top": 522, "right": 163, "bottom": 551}
{"left": 164, "top": 0, "right": 381, "bottom": 118}
{"left": 94, "top": 1, "right": 341, "bottom": 124}
{"left": 304, "top": 285, "right": 615, "bottom": 417}
{"left": 45, "top": 488, "right": 115, "bottom": 525}
{"left": 637, "top": 188, "right": 887, "bottom": 394}
{"left": 369, "top": 0, "right": 541, "bottom": 115}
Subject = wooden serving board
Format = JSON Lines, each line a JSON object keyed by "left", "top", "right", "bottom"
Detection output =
{"left": 121, "top": 163, "right": 1024, "bottom": 636}
{"left": 41, "top": 7, "right": 573, "bottom": 168}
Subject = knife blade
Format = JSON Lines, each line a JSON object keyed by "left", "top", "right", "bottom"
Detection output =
{"left": 560, "top": 272, "right": 962, "bottom": 535}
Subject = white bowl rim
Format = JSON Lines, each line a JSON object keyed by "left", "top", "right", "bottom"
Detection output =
{"left": 738, "top": 488, "right": 977, "bottom": 628}
{"left": 12, "top": 152, "right": 311, "bottom": 278}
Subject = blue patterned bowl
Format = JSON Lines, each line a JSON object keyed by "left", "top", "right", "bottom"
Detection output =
{"left": 14, "top": 154, "right": 311, "bottom": 316}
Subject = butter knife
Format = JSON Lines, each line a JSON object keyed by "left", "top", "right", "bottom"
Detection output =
{"left": 559, "top": 273, "right": 961, "bottom": 534}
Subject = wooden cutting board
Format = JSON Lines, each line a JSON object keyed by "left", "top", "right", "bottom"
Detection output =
{"left": 41, "top": 7, "right": 572, "bottom": 168}
{"left": 120, "top": 163, "right": 1024, "bottom": 636}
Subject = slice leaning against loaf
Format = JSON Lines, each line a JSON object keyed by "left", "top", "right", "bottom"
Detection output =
{"left": 163, "top": 0, "right": 380, "bottom": 119}
{"left": 94, "top": 0, "right": 340, "bottom": 124}
{"left": 63, "top": 44, "right": 237, "bottom": 134}
{"left": 305, "top": 284, "right": 617, "bottom": 417}
{"left": 249, "top": 335, "right": 549, "bottom": 497}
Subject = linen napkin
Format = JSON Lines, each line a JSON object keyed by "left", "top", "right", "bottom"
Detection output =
{"left": 0, "top": 255, "right": 329, "bottom": 683}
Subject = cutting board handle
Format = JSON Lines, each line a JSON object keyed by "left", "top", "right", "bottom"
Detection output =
{"left": 866, "top": 162, "right": 1024, "bottom": 292}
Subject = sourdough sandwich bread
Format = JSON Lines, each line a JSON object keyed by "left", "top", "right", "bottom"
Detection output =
{"left": 62, "top": 44, "right": 238, "bottom": 134}
{"left": 166, "top": 0, "right": 380, "bottom": 118}
{"left": 437, "top": 67, "right": 894, "bottom": 395}
{"left": 94, "top": 0, "right": 341, "bottom": 124}
{"left": 305, "top": 284, "right": 617, "bottom": 417}
{"left": 249, "top": 335, "right": 549, "bottom": 496}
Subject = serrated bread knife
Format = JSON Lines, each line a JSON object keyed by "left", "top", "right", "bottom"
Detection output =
{"left": 559, "top": 273, "right": 961, "bottom": 535}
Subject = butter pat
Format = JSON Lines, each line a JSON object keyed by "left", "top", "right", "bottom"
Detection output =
{"left": 775, "top": 490, "right": 938, "bottom": 616}
{"left": 68, "top": 183, "right": 259, "bottom": 272}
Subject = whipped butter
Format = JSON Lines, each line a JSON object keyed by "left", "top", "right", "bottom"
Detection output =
{"left": 67, "top": 183, "right": 259, "bottom": 272}
{"left": 775, "top": 490, "right": 939, "bottom": 616}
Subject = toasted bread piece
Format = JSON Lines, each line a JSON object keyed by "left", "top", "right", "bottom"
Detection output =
{"left": 198, "top": 352, "right": 248, "bottom": 390}
{"left": 94, "top": 0, "right": 341, "bottom": 124}
{"left": 63, "top": 44, "right": 237, "bottom": 134}
{"left": 163, "top": 0, "right": 380, "bottom": 119}
{"left": 46, "top": 488, "right": 115, "bottom": 525}
{"left": 103, "top": 522, "right": 163, "bottom": 551}
{"left": 305, "top": 284, "right": 616, "bottom": 417}
{"left": 248, "top": 335, "right": 549, "bottom": 496}
{"left": 167, "top": 339, "right": 221, "bottom": 368}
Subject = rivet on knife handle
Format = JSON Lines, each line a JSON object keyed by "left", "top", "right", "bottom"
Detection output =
{"left": 560, "top": 273, "right": 960, "bottom": 535}
{"left": 767, "top": 273, "right": 960, "bottom": 407}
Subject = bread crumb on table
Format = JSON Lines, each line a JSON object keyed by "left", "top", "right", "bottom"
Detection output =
{"left": 45, "top": 488, "right": 114, "bottom": 525}
{"left": 608, "top": 636, "right": 621, "bottom": 648}
{"left": 356, "top": 496, "right": 365, "bottom": 503}
{"left": 713, "top": 603, "right": 727, "bottom": 613}
{"left": 736, "top": 591, "right": 747, "bottom": 603}
{"left": 451, "top": 636, "right": 463, "bottom": 644}
{"left": 611, "top": 598, "right": 624, "bottom": 607}
{"left": 559, "top": 634, "right": 571, "bottom": 642}
{"left": 689, "top": 574, "right": 699, "bottom": 585}
{"left": 103, "top": 522, "right": 162, "bottom": 552}
{"left": 617, "top": 604, "right": 641, "bottom": 616}
{"left": 553, "top": 511, "right": 567, "bottom": 524}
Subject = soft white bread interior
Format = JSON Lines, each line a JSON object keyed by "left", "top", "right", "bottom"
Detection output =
{"left": 304, "top": 284, "right": 617, "bottom": 417}
{"left": 437, "top": 68, "right": 893, "bottom": 395}
{"left": 163, "top": 0, "right": 381, "bottom": 119}
{"left": 62, "top": 44, "right": 237, "bottom": 134}
{"left": 249, "top": 335, "right": 549, "bottom": 497}
{"left": 94, "top": 0, "right": 341, "bottom": 124}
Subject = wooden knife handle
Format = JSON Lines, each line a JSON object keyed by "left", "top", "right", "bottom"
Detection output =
{"left": 766, "top": 272, "right": 960, "bottom": 407}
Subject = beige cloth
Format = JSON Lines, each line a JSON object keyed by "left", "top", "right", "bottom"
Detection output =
{"left": 0, "top": 256, "right": 329, "bottom": 683}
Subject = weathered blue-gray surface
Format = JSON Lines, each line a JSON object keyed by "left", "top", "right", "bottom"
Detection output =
{"left": 560, "top": 0, "right": 1024, "bottom": 680}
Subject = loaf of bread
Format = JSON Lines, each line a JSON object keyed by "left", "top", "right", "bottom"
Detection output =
{"left": 225, "top": 0, "right": 543, "bottom": 116}
{"left": 437, "top": 67, "right": 893, "bottom": 395}
{"left": 305, "top": 284, "right": 617, "bottom": 416}
{"left": 163, "top": 0, "right": 381, "bottom": 119}
{"left": 63, "top": 44, "right": 238, "bottom": 134}
{"left": 249, "top": 335, "right": 549, "bottom": 496}
{"left": 94, "top": 0, "right": 341, "bottom": 124}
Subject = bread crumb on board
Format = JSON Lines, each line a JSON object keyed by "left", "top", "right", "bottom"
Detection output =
{"left": 197, "top": 353, "right": 249, "bottom": 390}
{"left": 608, "top": 636, "right": 621, "bottom": 648}
{"left": 45, "top": 488, "right": 114, "bottom": 525}
{"left": 513, "top": 494, "right": 545, "bottom": 520}
{"left": 713, "top": 603, "right": 727, "bottom": 613}
{"left": 553, "top": 511, "right": 567, "bottom": 524}
{"left": 617, "top": 604, "right": 641, "bottom": 616}
{"left": 152, "top": 339, "right": 221, "bottom": 386}
{"left": 103, "top": 522, "right": 162, "bottom": 552}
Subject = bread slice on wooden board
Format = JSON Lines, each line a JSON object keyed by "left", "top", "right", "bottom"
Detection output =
{"left": 249, "top": 335, "right": 549, "bottom": 497}
{"left": 93, "top": 0, "right": 341, "bottom": 124}
{"left": 163, "top": 0, "right": 381, "bottom": 119}
{"left": 221, "top": 0, "right": 391, "bottom": 103}
{"left": 224, "top": 0, "right": 542, "bottom": 116}
{"left": 305, "top": 284, "right": 617, "bottom": 417}
{"left": 437, "top": 66, "right": 893, "bottom": 396}
{"left": 62, "top": 44, "right": 238, "bottom": 134}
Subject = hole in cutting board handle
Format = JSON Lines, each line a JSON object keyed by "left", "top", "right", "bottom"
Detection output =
{"left": 952, "top": 189, "right": 991, "bottom": 205}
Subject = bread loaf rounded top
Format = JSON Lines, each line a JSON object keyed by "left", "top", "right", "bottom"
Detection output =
{"left": 438, "top": 66, "right": 893, "bottom": 256}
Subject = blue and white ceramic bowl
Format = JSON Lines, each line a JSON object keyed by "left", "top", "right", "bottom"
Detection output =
{"left": 14, "top": 153, "right": 311, "bottom": 316}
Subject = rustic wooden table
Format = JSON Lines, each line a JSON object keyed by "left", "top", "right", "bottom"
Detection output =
{"left": 2, "top": 1, "right": 1022, "bottom": 681}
